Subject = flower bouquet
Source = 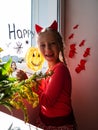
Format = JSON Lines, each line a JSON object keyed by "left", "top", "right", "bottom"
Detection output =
{"left": 0, "top": 58, "right": 52, "bottom": 123}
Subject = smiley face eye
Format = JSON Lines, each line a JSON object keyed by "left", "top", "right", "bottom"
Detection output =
{"left": 38, "top": 54, "right": 40, "bottom": 57}
{"left": 33, "top": 53, "right": 35, "bottom": 57}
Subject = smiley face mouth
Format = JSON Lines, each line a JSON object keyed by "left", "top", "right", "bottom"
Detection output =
{"left": 31, "top": 61, "right": 42, "bottom": 67}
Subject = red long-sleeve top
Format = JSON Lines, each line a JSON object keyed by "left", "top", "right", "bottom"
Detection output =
{"left": 38, "top": 62, "right": 72, "bottom": 118}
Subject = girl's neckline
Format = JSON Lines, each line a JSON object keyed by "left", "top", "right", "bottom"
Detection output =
{"left": 48, "top": 61, "right": 63, "bottom": 71}
{"left": 48, "top": 59, "right": 61, "bottom": 69}
{"left": 46, "top": 62, "right": 66, "bottom": 75}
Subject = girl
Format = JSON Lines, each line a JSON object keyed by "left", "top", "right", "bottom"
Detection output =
{"left": 16, "top": 21, "right": 77, "bottom": 130}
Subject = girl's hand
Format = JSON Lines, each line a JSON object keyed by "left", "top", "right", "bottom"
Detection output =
{"left": 16, "top": 69, "right": 28, "bottom": 81}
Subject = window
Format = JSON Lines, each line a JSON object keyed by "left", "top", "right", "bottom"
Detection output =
{"left": 0, "top": 0, "right": 32, "bottom": 62}
{"left": 0, "top": 0, "right": 57, "bottom": 62}
{"left": 31, "top": 0, "right": 57, "bottom": 46}
{"left": 0, "top": 0, "right": 57, "bottom": 71}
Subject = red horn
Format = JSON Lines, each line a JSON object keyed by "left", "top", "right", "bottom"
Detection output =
{"left": 35, "top": 24, "right": 43, "bottom": 33}
{"left": 49, "top": 20, "right": 58, "bottom": 30}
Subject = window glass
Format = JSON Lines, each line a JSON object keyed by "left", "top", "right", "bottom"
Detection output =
{"left": 0, "top": 0, "right": 32, "bottom": 62}
{"left": 31, "top": 0, "right": 57, "bottom": 46}
{"left": 0, "top": 0, "right": 57, "bottom": 72}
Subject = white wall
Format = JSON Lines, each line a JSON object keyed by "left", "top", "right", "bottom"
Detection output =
{"left": 64, "top": 0, "right": 98, "bottom": 130}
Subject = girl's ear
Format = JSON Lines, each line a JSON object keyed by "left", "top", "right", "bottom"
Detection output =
{"left": 35, "top": 24, "right": 43, "bottom": 33}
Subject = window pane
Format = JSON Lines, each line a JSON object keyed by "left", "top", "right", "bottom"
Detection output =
{"left": 31, "top": 0, "right": 57, "bottom": 46}
{"left": 0, "top": 0, "right": 58, "bottom": 73}
{"left": 0, "top": 0, "right": 32, "bottom": 62}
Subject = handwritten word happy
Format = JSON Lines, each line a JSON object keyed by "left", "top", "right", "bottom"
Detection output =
{"left": 8, "top": 23, "right": 35, "bottom": 39}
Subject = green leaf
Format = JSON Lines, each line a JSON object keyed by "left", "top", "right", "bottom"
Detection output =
{"left": 7, "top": 77, "right": 17, "bottom": 82}
{"left": 0, "top": 58, "right": 12, "bottom": 81}
{"left": 1, "top": 58, "right": 12, "bottom": 75}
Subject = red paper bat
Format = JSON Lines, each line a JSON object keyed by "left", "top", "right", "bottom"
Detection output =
{"left": 70, "top": 44, "right": 76, "bottom": 49}
{"left": 83, "top": 48, "right": 90, "bottom": 57}
{"left": 75, "top": 59, "right": 87, "bottom": 73}
{"left": 69, "top": 44, "right": 77, "bottom": 58}
{"left": 79, "top": 40, "right": 86, "bottom": 47}
{"left": 73, "top": 24, "right": 79, "bottom": 29}
{"left": 68, "top": 33, "right": 74, "bottom": 39}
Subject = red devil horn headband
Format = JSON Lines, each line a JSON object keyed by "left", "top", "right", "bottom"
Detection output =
{"left": 49, "top": 20, "right": 58, "bottom": 30}
{"left": 35, "top": 24, "right": 43, "bottom": 33}
{"left": 35, "top": 20, "right": 58, "bottom": 33}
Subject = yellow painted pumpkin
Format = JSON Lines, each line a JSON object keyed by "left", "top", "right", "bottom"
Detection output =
{"left": 25, "top": 47, "right": 45, "bottom": 71}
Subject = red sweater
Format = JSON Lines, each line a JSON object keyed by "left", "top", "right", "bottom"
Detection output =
{"left": 38, "top": 62, "right": 72, "bottom": 118}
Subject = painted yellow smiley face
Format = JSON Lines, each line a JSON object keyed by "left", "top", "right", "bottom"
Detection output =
{"left": 25, "top": 47, "right": 45, "bottom": 71}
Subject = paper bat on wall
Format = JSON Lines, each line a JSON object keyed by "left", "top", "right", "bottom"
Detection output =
{"left": 73, "top": 24, "right": 79, "bottom": 29}
{"left": 83, "top": 48, "right": 91, "bottom": 57}
{"left": 75, "top": 59, "right": 87, "bottom": 73}
{"left": 69, "top": 44, "right": 77, "bottom": 58}
{"left": 68, "top": 33, "right": 74, "bottom": 39}
{"left": 79, "top": 40, "right": 86, "bottom": 47}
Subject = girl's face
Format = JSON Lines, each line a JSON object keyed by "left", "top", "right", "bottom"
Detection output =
{"left": 37, "top": 31, "right": 60, "bottom": 66}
